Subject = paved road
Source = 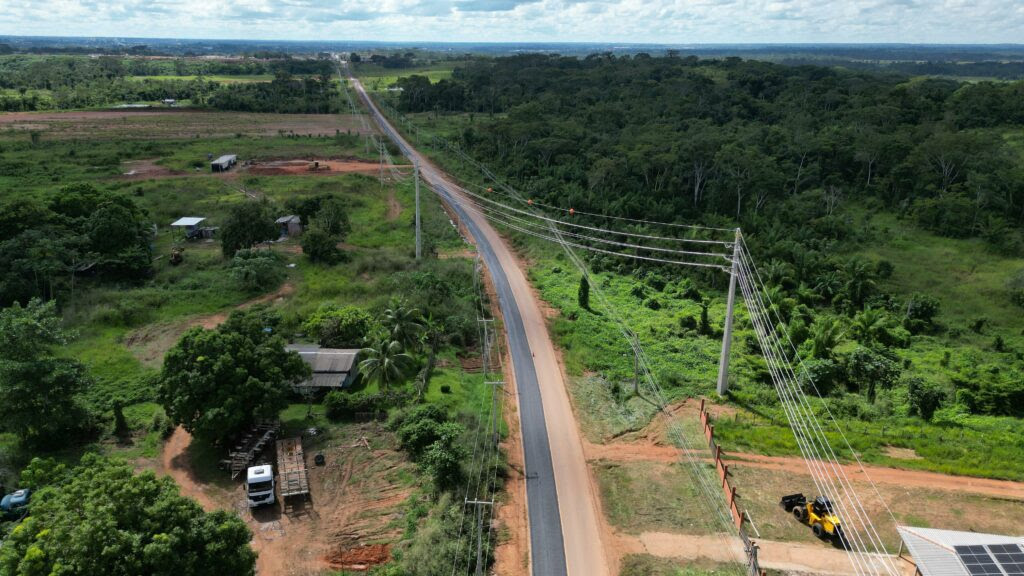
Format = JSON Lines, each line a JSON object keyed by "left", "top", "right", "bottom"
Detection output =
{"left": 350, "top": 75, "right": 609, "bottom": 576}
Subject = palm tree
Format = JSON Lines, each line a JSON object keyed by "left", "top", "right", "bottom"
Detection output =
{"left": 849, "top": 307, "right": 888, "bottom": 346}
{"left": 359, "top": 338, "right": 414, "bottom": 391}
{"left": 840, "top": 259, "right": 877, "bottom": 310}
{"left": 383, "top": 300, "right": 423, "bottom": 351}
{"left": 807, "top": 317, "right": 844, "bottom": 360}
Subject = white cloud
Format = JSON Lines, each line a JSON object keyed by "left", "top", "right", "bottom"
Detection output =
{"left": 0, "top": 0, "right": 1020, "bottom": 43}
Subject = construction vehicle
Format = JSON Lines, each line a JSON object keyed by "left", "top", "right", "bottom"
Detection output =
{"left": 781, "top": 493, "right": 846, "bottom": 543}
{"left": 246, "top": 465, "right": 276, "bottom": 508}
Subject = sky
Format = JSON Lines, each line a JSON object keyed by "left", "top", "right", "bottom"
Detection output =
{"left": 1, "top": 0, "right": 1022, "bottom": 44}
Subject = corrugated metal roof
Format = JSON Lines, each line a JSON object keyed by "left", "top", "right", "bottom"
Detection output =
{"left": 287, "top": 345, "right": 360, "bottom": 388}
{"left": 899, "top": 526, "right": 1024, "bottom": 576}
{"left": 171, "top": 217, "right": 206, "bottom": 227}
{"left": 212, "top": 154, "right": 237, "bottom": 165}
{"left": 276, "top": 215, "right": 301, "bottom": 224}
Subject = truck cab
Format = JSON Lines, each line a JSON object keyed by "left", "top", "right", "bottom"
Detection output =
{"left": 246, "top": 465, "right": 275, "bottom": 508}
{"left": 1, "top": 488, "right": 31, "bottom": 519}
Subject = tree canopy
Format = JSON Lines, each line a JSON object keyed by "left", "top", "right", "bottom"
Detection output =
{"left": 157, "top": 307, "right": 308, "bottom": 444}
{"left": 0, "top": 299, "right": 91, "bottom": 447}
{"left": 0, "top": 454, "right": 256, "bottom": 576}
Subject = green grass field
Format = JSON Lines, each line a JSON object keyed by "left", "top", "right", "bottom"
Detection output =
{"left": 356, "top": 62, "right": 462, "bottom": 92}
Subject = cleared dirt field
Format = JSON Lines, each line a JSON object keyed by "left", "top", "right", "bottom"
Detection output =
{"left": 248, "top": 158, "right": 389, "bottom": 176}
{"left": 0, "top": 109, "right": 373, "bottom": 140}
{"left": 160, "top": 423, "right": 413, "bottom": 576}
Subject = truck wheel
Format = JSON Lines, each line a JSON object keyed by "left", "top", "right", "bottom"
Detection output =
{"left": 793, "top": 506, "right": 806, "bottom": 522}
{"left": 812, "top": 524, "right": 825, "bottom": 539}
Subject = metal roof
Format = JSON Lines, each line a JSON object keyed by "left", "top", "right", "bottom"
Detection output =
{"left": 211, "top": 154, "right": 237, "bottom": 165}
{"left": 170, "top": 217, "right": 206, "bottom": 227}
{"left": 276, "top": 215, "right": 301, "bottom": 224}
{"left": 899, "top": 526, "right": 1024, "bottom": 576}
{"left": 286, "top": 345, "right": 360, "bottom": 388}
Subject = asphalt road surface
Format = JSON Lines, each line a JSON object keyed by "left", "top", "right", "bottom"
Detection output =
{"left": 350, "top": 74, "right": 609, "bottom": 576}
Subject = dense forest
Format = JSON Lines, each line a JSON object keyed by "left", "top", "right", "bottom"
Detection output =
{"left": 0, "top": 55, "right": 340, "bottom": 112}
{"left": 392, "top": 54, "right": 1024, "bottom": 422}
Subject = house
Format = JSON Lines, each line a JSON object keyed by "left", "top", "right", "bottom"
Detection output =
{"left": 211, "top": 154, "right": 238, "bottom": 173}
{"left": 898, "top": 525, "right": 1024, "bottom": 576}
{"left": 161, "top": 99, "right": 177, "bottom": 106}
{"left": 170, "top": 216, "right": 206, "bottom": 239}
{"left": 286, "top": 344, "right": 360, "bottom": 389}
{"left": 275, "top": 215, "right": 303, "bottom": 238}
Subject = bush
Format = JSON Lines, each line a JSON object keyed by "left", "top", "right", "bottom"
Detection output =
{"left": 302, "top": 304, "right": 375, "bottom": 348}
{"left": 228, "top": 248, "right": 284, "bottom": 292}
{"left": 905, "top": 376, "right": 946, "bottom": 420}
{"left": 323, "top": 390, "right": 386, "bottom": 419}
{"left": 301, "top": 227, "right": 342, "bottom": 264}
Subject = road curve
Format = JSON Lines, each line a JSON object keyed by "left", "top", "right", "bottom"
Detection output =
{"left": 350, "top": 75, "right": 609, "bottom": 576}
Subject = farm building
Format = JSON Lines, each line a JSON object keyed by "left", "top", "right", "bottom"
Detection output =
{"left": 170, "top": 216, "right": 216, "bottom": 240}
{"left": 286, "top": 344, "right": 360, "bottom": 389}
{"left": 276, "top": 215, "right": 303, "bottom": 237}
{"left": 211, "top": 154, "right": 238, "bottom": 172}
{"left": 897, "top": 526, "right": 1024, "bottom": 576}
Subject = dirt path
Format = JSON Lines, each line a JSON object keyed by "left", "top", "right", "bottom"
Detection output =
{"left": 612, "top": 531, "right": 913, "bottom": 575}
{"left": 162, "top": 427, "right": 219, "bottom": 511}
{"left": 583, "top": 440, "right": 1024, "bottom": 501}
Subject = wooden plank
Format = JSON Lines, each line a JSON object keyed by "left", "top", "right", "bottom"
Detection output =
{"left": 276, "top": 437, "right": 309, "bottom": 497}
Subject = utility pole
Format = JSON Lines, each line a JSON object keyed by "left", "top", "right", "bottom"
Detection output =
{"left": 378, "top": 139, "right": 384, "bottom": 189}
{"left": 414, "top": 159, "right": 422, "bottom": 260}
{"left": 478, "top": 318, "right": 494, "bottom": 377}
{"left": 717, "top": 228, "right": 742, "bottom": 396}
{"left": 465, "top": 498, "right": 493, "bottom": 576}
{"left": 633, "top": 337, "right": 640, "bottom": 396}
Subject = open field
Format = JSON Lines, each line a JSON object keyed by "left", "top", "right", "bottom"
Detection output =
{"left": 356, "top": 63, "right": 462, "bottom": 92}
{"left": 0, "top": 109, "right": 373, "bottom": 140}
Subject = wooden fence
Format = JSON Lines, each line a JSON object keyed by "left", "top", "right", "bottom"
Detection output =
{"left": 699, "top": 398, "right": 767, "bottom": 576}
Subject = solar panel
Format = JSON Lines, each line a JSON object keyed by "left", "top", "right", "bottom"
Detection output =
{"left": 955, "top": 544, "right": 1024, "bottom": 576}
{"left": 956, "top": 545, "right": 1004, "bottom": 576}
{"left": 988, "top": 544, "right": 1024, "bottom": 575}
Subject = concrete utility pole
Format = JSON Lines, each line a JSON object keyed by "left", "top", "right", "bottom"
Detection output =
{"left": 717, "top": 228, "right": 742, "bottom": 396}
{"left": 465, "top": 498, "right": 493, "bottom": 576}
{"left": 414, "top": 159, "right": 422, "bottom": 260}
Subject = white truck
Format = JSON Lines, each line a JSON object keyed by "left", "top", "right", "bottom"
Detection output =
{"left": 246, "top": 465, "right": 276, "bottom": 508}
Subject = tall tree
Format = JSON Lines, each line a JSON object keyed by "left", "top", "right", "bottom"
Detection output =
{"left": 220, "top": 200, "right": 277, "bottom": 257}
{"left": 0, "top": 299, "right": 90, "bottom": 447}
{"left": 0, "top": 454, "right": 256, "bottom": 576}
{"left": 158, "top": 308, "right": 308, "bottom": 444}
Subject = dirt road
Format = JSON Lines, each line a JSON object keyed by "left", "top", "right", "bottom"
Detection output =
{"left": 353, "top": 75, "right": 608, "bottom": 576}
{"left": 583, "top": 440, "right": 1024, "bottom": 501}
{"left": 614, "top": 531, "right": 914, "bottom": 576}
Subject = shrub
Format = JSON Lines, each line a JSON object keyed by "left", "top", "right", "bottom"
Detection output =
{"left": 302, "top": 304, "right": 375, "bottom": 348}
{"left": 644, "top": 298, "right": 661, "bottom": 310}
{"left": 228, "top": 248, "right": 284, "bottom": 292}
{"left": 301, "top": 227, "right": 342, "bottom": 264}
{"left": 323, "top": 390, "right": 386, "bottom": 419}
{"left": 905, "top": 376, "right": 946, "bottom": 420}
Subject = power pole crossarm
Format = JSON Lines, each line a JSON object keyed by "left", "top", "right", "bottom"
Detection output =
{"left": 717, "top": 228, "right": 742, "bottom": 396}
